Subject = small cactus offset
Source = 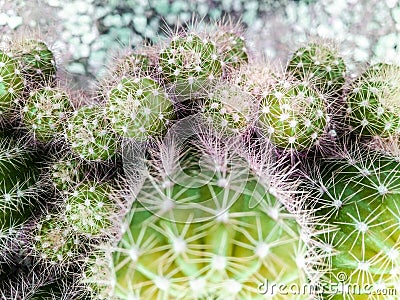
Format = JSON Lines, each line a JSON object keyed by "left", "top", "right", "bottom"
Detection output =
{"left": 3, "top": 19, "right": 400, "bottom": 300}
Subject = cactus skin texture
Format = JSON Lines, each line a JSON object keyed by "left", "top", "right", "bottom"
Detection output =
{"left": 113, "top": 53, "right": 151, "bottom": 78}
{"left": 159, "top": 33, "right": 223, "bottom": 98}
{"left": 65, "top": 105, "right": 118, "bottom": 161}
{"left": 17, "top": 39, "right": 57, "bottom": 86}
{"left": 64, "top": 181, "right": 118, "bottom": 238}
{"left": 0, "top": 51, "right": 23, "bottom": 119}
{"left": 312, "top": 149, "right": 400, "bottom": 299}
{"left": 106, "top": 77, "right": 174, "bottom": 140}
{"left": 0, "top": 136, "right": 42, "bottom": 262}
{"left": 258, "top": 78, "right": 328, "bottom": 151}
{"left": 345, "top": 63, "right": 400, "bottom": 138}
{"left": 287, "top": 42, "right": 346, "bottom": 95}
{"left": 23, "top": 86, "right": 73, "bottom": 142}
{"left": 202, "top": 81, "right": 254, "bottom": 135}
{"left": 85, "top": 142, "right": 313, "bottom": 300}
{"left": 213, "top": 30, "right": 248, "bottom": 71}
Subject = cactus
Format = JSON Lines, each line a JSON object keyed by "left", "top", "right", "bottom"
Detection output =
{"left": 309, "top": 146, "right": 400, "bottom": 298}
{"left": 0, "top": 51, "right": 24, "bottom": 121}
{"left": 65, "top": 105, "right": 118, "bottom": 161}
{"left": 15, "top": 39, "right": 57, "bottom": 86}
{"left": 48, "top": 154, "right": 85, "bottom": 192}
{"left": 258, "top": 77, "right": 329, "bottom": 152}
{"left": 286, "top": 42, "right": 346, "bottom": 96}
{"left": 63, "top": 181, "right": 120, "bottom": 238}
{"left": 159, "top": 32, "right": 223, "bottom": 98}
{"left": 106, "top": 77, "right": 174, "bottom": 140}
{"left": 22, "top": 86, "right": 73, "bottom": 142}
{"left": 113, "top": 52, "right": 151, "bottom": 78}
{"left": 345, "top": 63, "right": 400, "bottom": 138}
{"left": 83, "top": 137, "right": 317, "bottom": 299}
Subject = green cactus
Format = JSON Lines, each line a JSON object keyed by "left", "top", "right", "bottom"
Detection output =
{"left": 0, "top": 136, "right": 43, "bottom": 262}
{"left": 258, "top": 78, "right": 328, "bottom": 151}
{"left": 213, "top": 30, "right": 248, "bottom": 71}
{"left": 113, "top": 52, "right": 151, "bottom": 78}
{"left": 48, "top": 154, "right": 86, "bottom": 192}
{"left": 65, "top": 105, "right": 118, "bottom": 161}
{"left": 0, "top": 51, "right": 24, "bottom": 120}
{"left": 64, "top": 181, "right": 119, "bottom": 237}
{"left": 84, "top": 142, "right": 315, "bottom": 299}
{"left": 159, "top": 33, "right": 223, "bottom": 98}
{"left": 33, "top": 214, "right": 82, "bottom": 265}
{"left": 311, "top": 148, "right": 400, "bottom": 298}
{"left": 345, "top": 63, "right": 400, "bottom": 138}
{"left": 286, "top": 42, "right": 346, "bottom": 95}
{"left": 17, "top": 39, "right": 57, "bottom": 86}
{"left": 202, "top": 81, "right": 254, "bottom": 135}
{"left": 106, "top": 77, "right": 174, "bottom": 140}
{"left": 22, "top": 86, "right": 73, "bottom": 142}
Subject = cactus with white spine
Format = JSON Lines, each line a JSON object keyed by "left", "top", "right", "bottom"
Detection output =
{"left": 65, "top": 105, "right": 118, "bottom": 161}
{"left": 0, "top": 51, "right": 24, "bottom": 121}
{"left": 287, "top": 42, "right": 346, "bottom": 96}
{"left": 159, "top": 32, "right": 223, "bottom": 98}
{"left": 258, "top": 76, "right": 329, "bottom": 152}
{"left": 83, "top": 135, "right": 320, "bottom": 300}
{"left": 22, "top": 86, "right": 74, "bottom": 142}
{"left": 106, "top": 76, "right": 174, "bottom": 140}
{"left": 345, "top": 63, "right": 400, "bottom": 138}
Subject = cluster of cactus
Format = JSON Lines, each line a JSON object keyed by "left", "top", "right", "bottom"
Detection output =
{"left": 2, "top": 20, "right": 400, "bottom": 300}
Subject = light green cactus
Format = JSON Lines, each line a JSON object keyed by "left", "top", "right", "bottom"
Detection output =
{"left": 106, "top": 77, "right": 174, "bottom": 140}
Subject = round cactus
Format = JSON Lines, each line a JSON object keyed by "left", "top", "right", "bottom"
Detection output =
{"left": 0, "top": 51, "right": 24, "bottom": 120}
{"left": 16, "top": 39, "right": 56, "bottom": 86}
{"left": 312, "top": 149, "right": 400, "bottom": 298}
{"left": 63, "top": 181, "right": 119, "bottom": 238}
{"left": 213, "top": 30, "right": 248, "bottom": 71}
{"left": 22, "top": 86, "right": 73, "bottom": 142}
{"left": 33, "top": 214, "right": 82, "bottom": 264}
{"left": 47, "top": 154, "right": 85, "bottom": 192}
{"left": 286, "top": 42, "right": 346, "bottom": 95}
{"left": 84, "top": 140, "right": 315, "bottom": 299}
{"left": 258, "top": 78, "right": 328, "bottom": 151}
{"left": 106, "top": 77, "right": 174, "bottom": 140}
{"left": 159, "top": 33, "right": 223, "bottom": 98}
{"left": 113, "top": 52, "right": 151, "bottom": 78}
{"left": 345, "top": 63, "right": 400, "bottom": 138}
{"left": 65, "top": 105, "right": 118, "bottom": 161}
{"left": 202, "top": 81, "right": 254, "bottom": 135}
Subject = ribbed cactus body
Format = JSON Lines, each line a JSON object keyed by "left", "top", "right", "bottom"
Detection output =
{"left": 0, "top": 52, "right": 23, "bottom": 118}
{"left": 315, "top": 152, "right": 400, "bottom": 298}
{"left": 214, "top": 31, "right": 248, "bottom": 70}
{"left": 92, "top": 147, "right": 311, "bottom": 300}
{"left": 258, "top": 80, "right": 328, "bottom": 151}
{"left": 106, "top": 77, "right": 174, "bottom": 140}
{"left": 287, "top": 43, "right": 346, "bottom": 95}
{"left": 345, "top": 63, "right": 400, "bottom": 137}
{"left": 23, "top": 87, "right": 73, "bottom": 142}
{"left": 159, "top": 33, "right": 223, "bottom": 98}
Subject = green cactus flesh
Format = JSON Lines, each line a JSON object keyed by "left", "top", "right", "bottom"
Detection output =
{"left": 23, "top": 87, "right": 73, "bottom": 142}
{"left": 64, "top": 181, "right": 117, "bottom": 237}
{"left": 287, "top": 42, "right": 346, "bottom": 95}
{"left": 159, "top": 33, "right": 223, "bottom": 98}
{"left": 18, "top": 39, "right": 56, "bottom": 85}
{"left": 114, "top": 53, "right": 151, "bottom": 78}
{"left": 0, "top": 51, "right": 23, "bottom": 118}
{"left": 49, "top": 155, "right": 85, "bottom": 192}
{"left": 345, "top": 63, "right": 400, "bottom": 137}
{"left": 102, "top": 151, "right": 310, "bottom": 299}
{"left": 106, "top": 77, "right": 174, "bottom": 140}
{"left": 315, "top": 151, "right": 400, "bottom": 299}
{"left": 65, "top": 105, "right": 117, "bottom": 161}
{"left": 215, "top": 31, "right": 248, "bottom": 70}
{"left": 258, "top": 80, "right": 328, "bottom": 151}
